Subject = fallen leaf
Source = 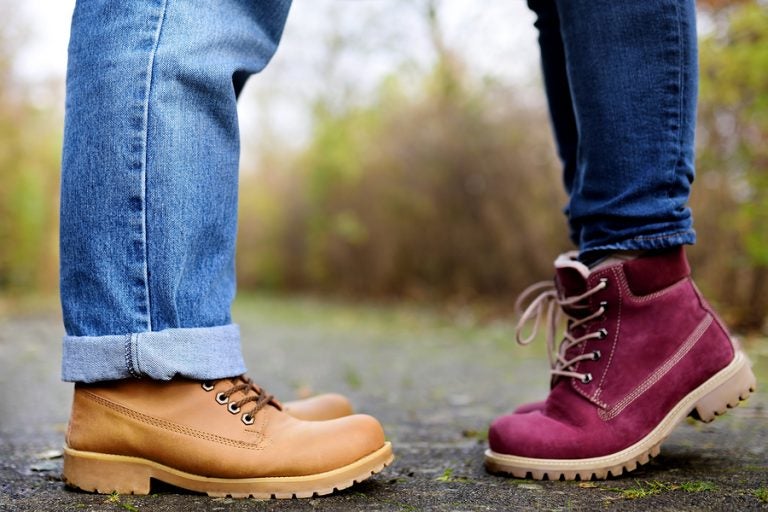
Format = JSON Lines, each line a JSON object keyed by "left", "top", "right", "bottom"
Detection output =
{"left": 35, "top": 449, "right": 63, "bottom": 460}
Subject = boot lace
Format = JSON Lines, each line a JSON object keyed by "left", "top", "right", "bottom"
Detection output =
{"left": 514, "top": 278, "right": 608, "bottom": 384}
{"left": 202, "top": 376, "right": 282, "bottom": 425}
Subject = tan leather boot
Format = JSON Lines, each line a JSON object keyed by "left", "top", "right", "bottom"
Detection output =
{"left": 63, "top": 376, "right": 393, "bottom": 498}
{"left": 283, "top": 393, "right": 353, "bottom": 421}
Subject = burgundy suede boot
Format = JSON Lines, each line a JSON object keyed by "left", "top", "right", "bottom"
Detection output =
{"left": 486, "top": 248, "right": 756, "bottom": 480}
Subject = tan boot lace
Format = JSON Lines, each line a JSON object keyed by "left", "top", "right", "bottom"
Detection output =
{"left": 514, "top": 277, "right": 608, "bottom": 384}
{"left": 202, "top": 376, "right": 282, "bottom": 425}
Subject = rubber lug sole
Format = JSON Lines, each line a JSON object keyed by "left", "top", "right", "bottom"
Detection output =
{"left": 63, "top": 442, "right": 393, "bottom": 499}
{"left": 485, "top": 351, "right": 756, "bottom": 480}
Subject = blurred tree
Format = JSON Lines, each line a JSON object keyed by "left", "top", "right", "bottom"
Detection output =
{"left": 237, "top": 1, "right": 569, "bottom": 300}
{"left": 0, "top": 4, "right": 61, "bottom": 294}
{"left": 698, "top": 0, "right": 754, "bottom": 11}
{"left": 693, "top": 1, "right": 768, "bottom": 331}
{"left": 237, "top": 1, "right": 767, "bottom": 332}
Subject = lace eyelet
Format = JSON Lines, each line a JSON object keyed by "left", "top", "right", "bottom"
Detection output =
{"left": 227, "top": 402, "right": 241, "bottom": 414}
{"left": 599, "top": 277, "right": 608, "bottom": 286}
{"left": 201, "top": 382, "right": 215, "bottom": 392}
{"left": 215, "top": 392, "right": 229, "bottom": 405}
{"left": 597, "top": 328, "right": 608, "bottom": 340}
{"left": 593, "top": 350, "right": 601, "bottom": 361}
{"left": 581, "top": 373, "right": 593, "bottom": 384}
{"left": 242, "top": 413, "right": 254, "bottom": 425}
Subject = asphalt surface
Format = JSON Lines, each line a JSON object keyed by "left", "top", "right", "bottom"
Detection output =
{"left": 1, "top": 295, "right": 766, "bottom": 511}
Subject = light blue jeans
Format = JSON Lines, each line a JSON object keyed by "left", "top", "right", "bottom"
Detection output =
{"left": 61, "top": 0, "right": 699, "bottom": 382}
{"left": 61, "top": 0, "right": 292, "bottom": 382}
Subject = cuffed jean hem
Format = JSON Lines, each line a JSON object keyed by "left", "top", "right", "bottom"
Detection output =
{"left": 61, "top": 324, "right": 246, "bottom": 383}
{"left": 579, "top": 229, "right": 696, "bottom": 261}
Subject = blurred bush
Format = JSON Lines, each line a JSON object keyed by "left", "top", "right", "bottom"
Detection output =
{"left": 690, "top": 1, "right": 768, "bottom": 331}
{"left": 0, "top": 7, "right": 61, "bottom": 295}
{"left": 238, "top": 1, "right": 768, "bottom": 331}
{"left": 0, "top": 2, "right": 765, "bottom": 332}
{"left": 238, "top": 55, "right": 568, "bottom": 300}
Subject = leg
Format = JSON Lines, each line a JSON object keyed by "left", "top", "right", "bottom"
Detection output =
{"left": 486, "top": 0, "right": 756, "bottom": 480}
{"left": 60, "top": 0, "right": 392, "bottom": 496}
{"left": 558, "top": 0, "right": 698, "bottom": 258}
{"left": 60, "top": 0, "right": 290, "bottom": 382}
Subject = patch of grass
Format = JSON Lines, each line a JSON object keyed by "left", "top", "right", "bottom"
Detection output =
{"left": 343, "top": 365, "right": 362, "bottom": 390}
{"left": 619, "top": 481, "right": 669, "bottom": 500}
{"left": 105, "top": 491, "right": 139, "bottom": 511}
{"left": 461, "top": 429, "right": 488, "bottom": 442}
{"left": 755, "top": 487, "right": 768, "bottom": 503}
{"left": 609, "top": 480, "right": 717, "bottom": 500}
{"left": 435, "top": 468, "right": 469, "bottom": 483}
{"left": 679, "top": 481, "right": 717, "bottom": 492}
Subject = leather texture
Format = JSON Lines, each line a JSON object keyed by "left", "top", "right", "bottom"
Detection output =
{"left": 283, "top": 393, "right": 354, "bottom": 421}
{"left": 66, "top": 378, "right": 385, "bottom": 478}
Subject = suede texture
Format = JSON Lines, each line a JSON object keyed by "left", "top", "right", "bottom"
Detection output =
{"left": 489, "top": 249, "right": 735, "bottom": 459}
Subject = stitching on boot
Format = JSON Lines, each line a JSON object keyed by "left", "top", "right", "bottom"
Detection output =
{"left": 618, "top": 270, "right": 688, "bottom": 303}
{"left": 594, "top": 267, "right": 624, "bottom": 400}
{"left": 599, "top": 314, "right": 713, "bottom": 421}
{"left": 80, "top": 390, "right": 268, "bottom": 450}
{"left": 244, "top": 413, "right": 272, "bottom": 449}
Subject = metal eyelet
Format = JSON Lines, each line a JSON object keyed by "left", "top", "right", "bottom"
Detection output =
{"left": 599, "top": 277, "right": 608, "bottom": 286}
{"left": 592, "top": 350, "right": 601, "bottom": 361}
{"left": 581, "top": 373, "right": 593, "bottom": 384}
{"left": 227, "top": 402, "right": 241, "bottom": 414}
{"left": 242, "top": 413, "right": 254, "bottom": 425}
{"left": 201, "top": 382, "right": 215, "bottom": 392}
{"left": 597, "top": 328, "right": 608, "bottom": 340}
{"left": 215, "top": 392, "right": 229, "bottom": 405}
{"left": 599, "top": 301, "right": 608, "bottom": 312}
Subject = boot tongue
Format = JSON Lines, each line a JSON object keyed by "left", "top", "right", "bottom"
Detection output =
{"left": 550, "top": 253, "right": 593, "bottom": 390}
{"left": 553, "top": 252, "right": 590, "bottom": 299}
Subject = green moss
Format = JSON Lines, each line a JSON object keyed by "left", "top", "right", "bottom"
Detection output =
{"left": 610, "top": 480, "right": 717, "bottom": 500}
{"left": 620, "top": 481, "right": 669, "bottom": 500}
{"left": 435, "top": 468, "right": 470, "bottom": 483}
{"left": 679, "top": 481, "right": 717, "bottom": 492}
{"left": 461, "top": 429, "right": 489, "bottom": 442}
{"left": 343, "top": 364, "right": 362, "bottom": 390}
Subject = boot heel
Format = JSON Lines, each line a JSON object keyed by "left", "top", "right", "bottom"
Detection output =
{"left": 63, "top": 448, "right": 152, "bottom": 495}
{"left": 691, "top": 355, "right": 757, "bottom": 423}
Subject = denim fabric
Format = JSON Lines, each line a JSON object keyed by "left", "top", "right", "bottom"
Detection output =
{"left": 60, "top": 0, "right": 292, "bottom": 382}
{"left": 527, "top": 0, "right": 699, "bottom": 257}
{"left": 61, "top": 0, "right": 700, "bottom": 382}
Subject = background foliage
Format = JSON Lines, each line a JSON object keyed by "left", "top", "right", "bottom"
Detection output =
{"left": 0, "top": 1, "right": 766, "bottom": 332}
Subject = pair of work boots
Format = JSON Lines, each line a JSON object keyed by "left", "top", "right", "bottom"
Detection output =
{"left": 63, "top": 248, "right": 756, "bottom": 498}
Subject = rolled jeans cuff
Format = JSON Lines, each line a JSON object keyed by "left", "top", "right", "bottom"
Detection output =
{"left": 61, "top": 324, "right": 246, "bottom": 383}
{"left": 579, "top": 229, "right": 696, "bottom": 261}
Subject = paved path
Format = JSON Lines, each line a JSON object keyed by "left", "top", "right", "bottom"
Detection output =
{"left": 1, "top": 295, "right": 766, "bottom": 511}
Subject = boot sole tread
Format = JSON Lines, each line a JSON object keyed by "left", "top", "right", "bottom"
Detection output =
{"left": 63, "top": 442, "right": 393, "bottom": 498}
{"left": 484, "top": 351, "right": 756, "bottom": 480}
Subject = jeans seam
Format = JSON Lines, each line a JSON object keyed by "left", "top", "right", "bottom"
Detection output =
{"left": 631, "top": 230, "right": 689, "bottom": 242}
{"left": 139, "top": 0, "right": 170, "bottom": 332}
{"left": 125, "top": 334, "right": 140, "bottom": 378}
{"left": 669, "top": 0, "right": 685, "bottom": 199}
